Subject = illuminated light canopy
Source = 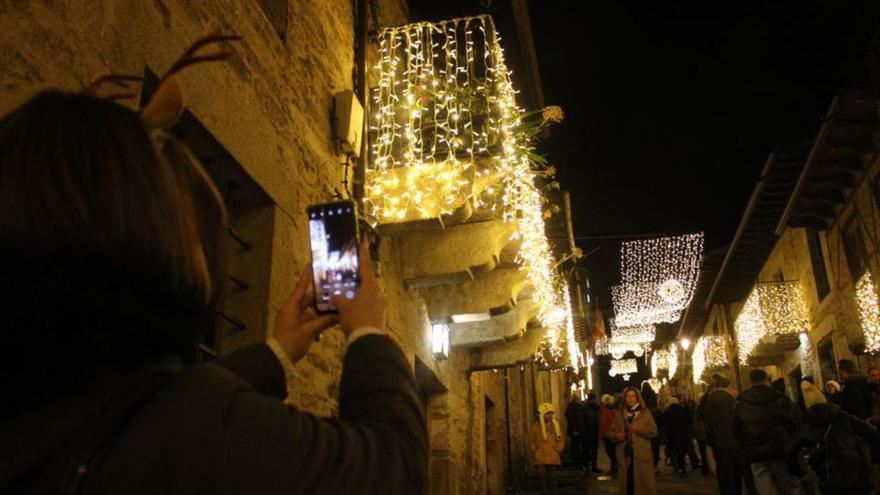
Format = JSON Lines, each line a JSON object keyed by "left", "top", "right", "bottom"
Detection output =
{"left": 734, "top": 280, "right": 810, "bottom": 364}
{"left": 613, "top": 233, "right": 704, "bottom": 327}
{"left": 608, "top": 341, "right": 651, "bottom": 360}
{"left": 594, "top": 338, "right": 609, "bottom": 356}
{"left": 609, "top": 358, "right": 638, "bottom": 381}
{"left": 651, "top": 346, "right": 678, "bottom": 378}
{"left": 608, "top": 318, "right": 656, "bottom": 344}
{"left": 370, "top": 15, "right": 575, "bottom": 364}
{"left": 856, "top": 271, "right": 880, "bottom": 354}
{"left": 691, "top": 335, "right": 730, "bottom": 384}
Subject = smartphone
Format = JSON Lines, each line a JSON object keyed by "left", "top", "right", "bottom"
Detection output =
{"left": 307, "top": 200, "right": 360, "bottom": 313}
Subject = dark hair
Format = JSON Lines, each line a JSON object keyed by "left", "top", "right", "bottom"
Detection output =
{"left": 712, "top": 373, "right": 731, "bottom": 388}
{"left": 802, "top": 376, "right": 815, "bottom": 385}
{"left": 587, "top": 392, "right": 596, "bottom": 400}
{"left": 0, "top": 92, "right": 228, "bottom": 395}
{"left": 839, "top": 359, "right": 858, "bottom": 374}
{"left": 749, "top": 369, "right": 768, "bottom": 384}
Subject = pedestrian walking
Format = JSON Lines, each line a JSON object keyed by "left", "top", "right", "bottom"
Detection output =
{"left": 786, "top": 381, "right": 880, "bottom": 495}
{"left": 734, "top": 368, "right": 802, "bottom": 494}
{"left": 838, "top": 359, "right": 876, "bottom": 420}
{"left": 583, "top": 392, "right": 602, "bottom": 473}
{"left": 703, "top": 374, "right": 757, "bottom": 495}
{"left": 694, "top": 392, "right": 712, "bottom": 476}
{"left": 599, "top": 394, "right": 619, "bottom": 475}
{"left": 641, "top": 381, "right": 662, "bottom": 470}
{"left": 565, "top": 395, "right": 586, "bottom": 470}
{"left": 609, "top": 387, "right": 658, "bottom": 495}
{"left": 530, "top": 403, "right": 565, "bottom": 495}
{"left": 664, "top": 397, "right": 690, "bottom": 476}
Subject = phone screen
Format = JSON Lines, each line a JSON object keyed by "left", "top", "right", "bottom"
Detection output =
{"left": 307, "top": 201, "right": 360, "bottom": 313}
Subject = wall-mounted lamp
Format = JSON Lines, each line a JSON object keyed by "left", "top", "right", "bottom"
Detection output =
{"left": 431, "top": 324, "right": 450, "bottom": 361}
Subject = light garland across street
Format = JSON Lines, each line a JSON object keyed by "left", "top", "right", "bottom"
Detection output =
{"left": 613, "top": 233, "right": 704, "bottom": 327}
{"left": 609, "top": 358, "right": 638, "bottom": 381}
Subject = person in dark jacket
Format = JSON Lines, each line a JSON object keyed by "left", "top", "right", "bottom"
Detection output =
{"left": 0, "top": 90, "right": 427, "bottom": 494}
{"left": 838, "top": 359, "right": 876, "bottom": 420}
{"left": 583, "top": 392, "right": 602, "bottom": 473}
{"left": 734, "top": 368, "right": 802, "bottom": 494}
{"left": 693, "top": 393, "right": 711, "bottom": 476}
{"left": 599, "top": 394, "right": 619, "bottom": 474}
{"left": 565, "top": 395, "right": 586, "bottom": 470}
{"left": 703, "top": 374, "right": 756, "bottom": 495}
{"left": 787, "top": 381, "right": 880, "bottom": 494}
{"left": 664, "top": 398, "right": 690, "bottom": 476}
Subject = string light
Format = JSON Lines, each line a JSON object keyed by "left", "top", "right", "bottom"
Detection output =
{"left": 651, "top": 346, "right": 678, "bottom": 378}
{"left": 609, "top": 358, "right": 638, "bottom": 381}
{"left": 370, "top": 15, "right": 577, "bottom": 365}
{"left": 608, "top": 318, "right": 656, "bottom": 344}
{"left": 734, "top": 280, "right": 809, "bottom": 364}
{"left": 613, "top": 233, "right": 704, "bottom": 327}
{"left": 856, "top": 271, "right": 880, "bottom": 354}
{"left": 594, "top": 338, "right": 609, "bottom": 356}
{"left": 691, "top": 335, "right": 729, "bottom": 384}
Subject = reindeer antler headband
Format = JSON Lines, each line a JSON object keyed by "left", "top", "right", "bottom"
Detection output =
{"left": 82, "top": 34, "right": 241, "bottom": 130}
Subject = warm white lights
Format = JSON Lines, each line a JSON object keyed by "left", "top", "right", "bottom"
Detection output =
{"left": 734, "top": 280, "right": 810, "bottom": 364}
{"left": 450, "top": 313, "right": 492, "bottom": 324}
{"left": 608, "top": 318, "right": 656, "bottom": 344}
{"left": 609, "top": 358, "right": 638, "bottom": 381}
{"left": 651, "top": 346, "right": 678, "bottom": 378}
{"left": 370, "top": 15, "right": 577, "bottom": 365}
{"left": 613, "top": 233, "right": 704, "bottom": 327}
{"left": 680, "top": 337, "right": 691, "bottom": 351}
{"left": 691, "top": 335, "right": 729, "bottom": 384}
{"left": 856, "top": 271, "right": 880, "bottom": 354}
{"left": 431, "top": 323, "right": 450, "bottom": 360}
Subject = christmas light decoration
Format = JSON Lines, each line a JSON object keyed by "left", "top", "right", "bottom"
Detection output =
{"left": 856, "top": 271, "right": 880, "bottom": 354}
{"left": 609, "top": 358, "right": 638, "bottom": 381}
{"left": 594, "top": 338, "right": 608, "bottom": 356}
{"left": 609, "top": 341, "right": 650, "bottom": 360}
{"left": 608, "top": 318, "right": 656, "bottom": 344}
{"left": 734, "top": 280, "right": 810, "bottom": 364}
{"left": 369, "top": 15, "right": 574, "bottom": 361}
{"left": 691, "top": 335, "right": 729, "bottom": 384}
{"left": 643, "top": 378, "right": 662, "bottom": 394}
{"left": 651, "top": 346, "right": 678, "bottom": 378}
{"left": 613, "top": 233, "right": 704, "bottom": 327}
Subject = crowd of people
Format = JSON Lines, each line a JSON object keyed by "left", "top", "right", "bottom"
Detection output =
{"left": 542, "top": 359, "right": 880, "bottom": 495}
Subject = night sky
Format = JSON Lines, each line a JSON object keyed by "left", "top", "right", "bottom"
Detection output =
{"left": 529, "top": 0, "right": 880, "bottom": 314}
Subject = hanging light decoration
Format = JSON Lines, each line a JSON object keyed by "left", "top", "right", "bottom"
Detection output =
{"left": 594, "top": 337, "right": 609, "bottom": 356}
{"left": 692, "top": 335, "right": 730, "bottom": 384}
{"left": 651, "top": 346, "right": 678, "bottom": 378}
{"left": 609, "top": 358, "right": 638, "bottom": 381}
{"left": 608, "top": 318, "right": 656, "bottom": 344}
{"left": 370, "top": 15, "right": 576, "bottom": 362}
{"left": 613, "top": 233, "right": 704, "bottom": 327}
{"left": 856, "top": 271, "right": 880, "bottom": 354}
{"left": 734, "top": 280, "right": 810, "bottom": 364}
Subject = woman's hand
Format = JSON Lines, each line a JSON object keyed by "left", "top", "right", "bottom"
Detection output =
{"left": 612, "top": 432, "right": 625, "bottom": 442}
{"left": 273, "top": 264, "right": 338, "bottom": 364}
{"left": 627, "top": 423, "right": 640, "bottom": 434}
{"left": 331, "top": 244, "right": 385, "bottom": 335}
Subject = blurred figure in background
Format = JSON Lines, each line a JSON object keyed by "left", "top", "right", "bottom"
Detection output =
{"left": 703, "top": 374, "right": 755, "bottom": 495}
{"left": 664, "top": 397, "right": 689, "bottom": 477}
{"left": 531, "top": 403, "right": 565, "bottom": 495}
{"left": 565, "top": 394, "right": 586, "bottom": 471}
{"left": 641, "top": 381, "right": 662, "bottom": 471}
{"left": 693, "top": 392, "right": 712, "bottom": 476}
{"left": 599, "top": 394, "right": 619, "bottom": 475}
{"left": 583, "top": 392, "right": 602, "bottom": 473}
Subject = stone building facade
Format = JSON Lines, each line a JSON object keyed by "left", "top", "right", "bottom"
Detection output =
{"left": 0, "top": 1, "right": 575, "bottom": 493}
{"left": 685, "top": 90, "right": 880, "bottom": 398}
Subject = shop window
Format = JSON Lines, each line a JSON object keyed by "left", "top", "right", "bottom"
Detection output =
{"left": 257, "top": 0, "right": 288, "bottom": 41}
{"left": 843, "top": 216, "right": 868, "bottom": 281}
{"left": 806, "top": 229, "right": 831, "bottom": 301}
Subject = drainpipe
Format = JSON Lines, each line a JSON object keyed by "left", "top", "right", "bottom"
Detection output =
{"left": 503, "top": 368, "right": 514, "bottom": 493}
{"left": 353, "top": 0, "right": 369, "bottom": 206}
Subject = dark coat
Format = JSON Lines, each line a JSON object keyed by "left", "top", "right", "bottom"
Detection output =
{"left": 702, "top": 388, "right": 741, "bottom": 456}
{"left": 565, "top": 401, "right": 586, "bottom": 436}
{"left": 786, "top": 403, "right": 879, "bottom": 491}
{"left": 840, "top": 374, "right": 876, "bottom": 420}
{"left": 663, "top": 403, "right": 691, "bottom": 450}
{"left": 583, "top": 401, "right": 600, "bottom": 436}
{"left": 733, "top": 384, "right": 799, "bottom": 462}
{"left": 2, "top": 335, "right": 428, "bottom": 494}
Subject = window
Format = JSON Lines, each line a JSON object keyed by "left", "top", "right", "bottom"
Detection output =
{"left": 806, "top": 229, "right": 831, "bottom": 301}
{"left": 256, "top": 0, "right": 288, "bottom": 41}
{"left": 843, "top": 217, "right": 868, "bottom": 281}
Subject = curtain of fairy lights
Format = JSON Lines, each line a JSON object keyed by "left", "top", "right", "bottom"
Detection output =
{"left": 613, "top": 233, "right": 704, "bottom": 327}
{"left": 609, "top": 358, "right": 638, "bottom": 381}
{"left": 692, "top": 335, "right": 729, "bottom": 384}
{"left": 370, "top": 15, "right": 577, "bottom": 365}
{"left": 856, "top": 271, "right": 880, "bottom": 354}
{"left": 608, "top": 318, "right": 656, "bottom": 344}
{"left": 734, "top": 280, "right": 810, "bottom": 364}
{"left": 651, "top": 346, "right": 678, "bottom": 378}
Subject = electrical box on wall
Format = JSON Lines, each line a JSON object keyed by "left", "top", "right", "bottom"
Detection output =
{"left": 333, "top": 90, "right": 364, "bottom": 157}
